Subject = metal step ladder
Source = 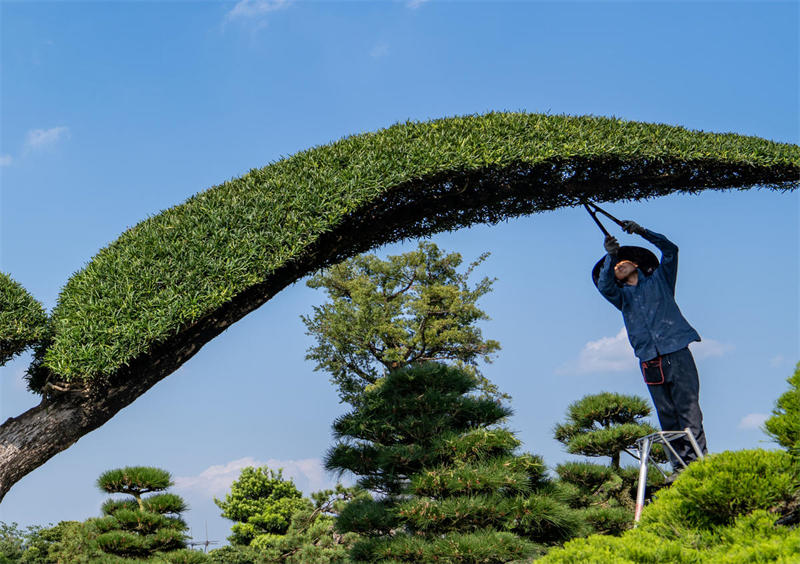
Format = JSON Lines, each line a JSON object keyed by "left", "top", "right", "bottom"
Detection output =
{"left": 631, "top": 428, "right": 705, "bottom": 522}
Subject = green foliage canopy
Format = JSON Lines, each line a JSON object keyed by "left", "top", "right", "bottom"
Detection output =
{"left": 214, "top": 467, "right": 308, "bottom": 547}
{"left": 539, "top": 449, "right": 800, "bottom": 564}
{"left": 0, "top": 273, "right": 49, "bottom": 368}
{"left": 91, "top": 466, "right": 199, "bottom": 562}
{"left": 9, "top": 112, "right": 796, "bottom": 389}
{"left": 302, "top": 240, "right": 501, "bottom": 405}
{"left": 764, "top": 363, "right": 800, "bottom": 456}
{"left": 327, "top": 363, "right": 587, "bottom": 561}
{"left": 554, "top": 391, "right": 663, "bottom": 469}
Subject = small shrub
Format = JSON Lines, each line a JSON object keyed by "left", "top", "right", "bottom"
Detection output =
{"left": 641, "top": 449, "right": 799, "bottom": 530}
{"left": 764, "top": 363, "right": 800, "bottom": 456}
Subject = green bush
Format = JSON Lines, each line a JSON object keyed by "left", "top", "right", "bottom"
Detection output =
{"left": 350, "top": 531, "right": 540, "bottom": 563}
{"left": 18, "top": 113, "right": 797, "bottom": 387}
{"left": 214, "top": 466, "right": 309, "bottom": 546}
{"left": 640, "top": 449, "right": 799, "bottom": 530}
{"left": 0, "top": 273, "right": 49, "bottom": 368}
{"left": 538, "top": 448, "right": 800, "bottom": 564}
{"left": 764, "top": 363, "right": 800, "bottom": 456}
{"left": 539, "top": 510, "right": 800, "bottom": 564}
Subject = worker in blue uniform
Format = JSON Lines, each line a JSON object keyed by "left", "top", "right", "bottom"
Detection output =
{"left": 595, "top": 219, "right": 708, "bottom": 475}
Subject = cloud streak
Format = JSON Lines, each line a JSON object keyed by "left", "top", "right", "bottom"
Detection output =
{"left": 0, "top": 155, "right": 12, "bottom": 167}
{"left": 559, "top": 328, "right": 735, "bottom": 374}
{"left": 226, "top": 0, "right": 292, "bottom": 22}
{"left": 558, "top": 328, "right": 635, "bottom": 374}
{"left": 738, "top": 412, "right": 769, "bottom": 430}
{"left": 24, "top": 126, "right": 70, "bottom": 151}
{"left": 174, "top": 456, "right": 335, "bottom": 498}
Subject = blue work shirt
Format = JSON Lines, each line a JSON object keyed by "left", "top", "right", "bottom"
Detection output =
{"left": 598, "top": 230, "right": 701, "bottom": 362}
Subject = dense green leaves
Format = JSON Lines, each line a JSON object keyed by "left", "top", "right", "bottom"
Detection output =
{"left": 0, "top": 273, "right": 49, "bottom": 368}
{"left": 554, "top": 391, "right": 664, "bottom": 468}
{"left": 640, "top": 449, "right": 799, "bottom": 530}
{"left": 539, "top": 449, "right": 800, "bottom": 564}
{"left": 303, "top": 240, "right": 501, "bottom": 405}
{"left": 90, "top": 466, "right": 198, "bottom": 561}
{"left": 326, "top": 362, "right": 587, "bottom": 561}
{"left": 552, "top": 392, "right": 669, "bottom": 534}
{"left": 214, "top": 466, "right": 308, "bottom": 546}
{"left": 16, "top": 112, "right": 797, "bottom": 387}
{"left": 764, "top": 363, "right": 800, "bottom": 456}
{"left": 97, "top": 467, "right": 174, "bottom": 500}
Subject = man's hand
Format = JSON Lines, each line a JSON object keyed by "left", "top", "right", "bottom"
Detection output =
{"left": 604, "top": 235, "right": 620, "bottom": 256}
{"left": 622, "top": 220, "right": 645, "bottom": 235}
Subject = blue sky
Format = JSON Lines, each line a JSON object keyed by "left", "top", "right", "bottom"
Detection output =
{"left": 1, "top": 0, "right": 798, "bottom": 547}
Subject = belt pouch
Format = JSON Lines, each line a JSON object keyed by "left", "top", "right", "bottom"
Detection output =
{"left": 641, "top": 356, "right": 665, "bottom": 385}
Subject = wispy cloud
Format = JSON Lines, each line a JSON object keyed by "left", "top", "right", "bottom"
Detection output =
{"left": 558, "top": 328, "right": 634, "bottom": 374}
{"left": 370, "top": 41, "right": 389, "bottom": 59}
{"left": 690, "top": 338, "right": 735, "bottom": 359}
{"left": 770, "top": 354, "right": 787, "bottom": 367}
{"left": 174, "top": 456, "right": 335, "bottom": 498}
{"left": 0, "top": 155, "right": 12, "bottom": 167}
{"left": 225, "top": 0, "right": 292, "bottom": 23}
{"left": 738, "top": 412, "right": 769, "bottom": 430}
{"left": 559, "top": 328, "right": 734, "bottom": 374}
{"left": 24, "top": 126, "right": 70, "bottom": 151}
{"left": 406, "top": 0, "right": 430, "bottom": 9}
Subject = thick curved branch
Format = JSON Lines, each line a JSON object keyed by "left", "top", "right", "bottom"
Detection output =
{"left": 1, "top": 156, "right": 797, "bottom": 502}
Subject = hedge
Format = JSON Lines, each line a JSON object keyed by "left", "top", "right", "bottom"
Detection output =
{"left": 6, "top": 112, "right": 796, "bottom": 388}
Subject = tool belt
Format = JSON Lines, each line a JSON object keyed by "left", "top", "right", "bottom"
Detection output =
{"left": 641, "top": 356, "right": 665, "bottom": 385}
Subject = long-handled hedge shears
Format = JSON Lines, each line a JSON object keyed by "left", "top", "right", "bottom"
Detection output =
{"left": 584, "top": 201, "right": 626, "bottom": 237}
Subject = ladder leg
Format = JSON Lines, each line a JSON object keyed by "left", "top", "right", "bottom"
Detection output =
{"left": 684, "top": 427, "right": 705, "bottom": 460}
{"left": 634, "top": 437, "right": 652, "bottom": 523}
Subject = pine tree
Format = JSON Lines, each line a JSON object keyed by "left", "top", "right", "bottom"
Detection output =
{"left": 92, "top": 466, "right": 206, "bottom": 563}
{"left": 553, "top": 392, "right": 666, "bottom": 534}
{"left": 326, "top": 362, "right": 587, "bottom": 562}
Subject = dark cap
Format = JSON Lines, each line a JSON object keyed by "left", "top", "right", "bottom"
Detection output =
{"left": 592, "top": 246, "right": 659, "bottom": 287}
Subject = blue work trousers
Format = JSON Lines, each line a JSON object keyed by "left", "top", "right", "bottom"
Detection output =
{"left": 644, "top": 347, "right": 708, "bottom": 468}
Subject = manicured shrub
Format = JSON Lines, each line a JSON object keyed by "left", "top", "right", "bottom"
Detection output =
{"left": 640, "top": 449, "right": 799, "bottom": 530}
{"left": 539, "top": 447, "right": 800, "bottom": 564}
{"left": 15, "top": 113, "right": 796, "bottom": 388}
{"left": 0, "top": 273, "right": 49, "bottom": 368}
{"left": 764, "top": 363, "right": 800, "bottom": 456}
{"left": 91, "top": 466, "right": 201, "bottom": 562}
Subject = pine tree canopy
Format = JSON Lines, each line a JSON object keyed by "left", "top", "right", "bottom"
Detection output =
{"left": 302, "top": 240, "right": 502, "bottom": 405}
{"left": 0, "top": 273, "right": 49, "bottom": 367}
{"left": 96, "top": 466, "right": 173, "bottom": 497}
{"left": 4, "top": 112, "right": 796, "bottom": 390}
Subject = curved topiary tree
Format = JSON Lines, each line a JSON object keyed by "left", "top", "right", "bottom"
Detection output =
{"left": 91, "top": 466, "right": 205, "bottom": 562}
{"left": 553, "top": 392, "right": 669, "bottom": 534}
{"left": 0, "top": 112, "right": 798, "bottom": 501}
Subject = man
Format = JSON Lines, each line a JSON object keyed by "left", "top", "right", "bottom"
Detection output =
{"left": 595, "top": 219, "right": 708, "bottom": 474}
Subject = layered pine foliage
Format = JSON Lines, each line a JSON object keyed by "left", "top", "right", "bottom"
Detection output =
{"left": 326, "top": 362, "right": 588, "bottom": 562}
{"left": 553, "top": 392, "right": 667, "bottom": 534}
{"left": 8, "top": 113, "right": 797, "bottom": 389}
{"left": 89, "top": 466, "right": 206, "bottom": 563}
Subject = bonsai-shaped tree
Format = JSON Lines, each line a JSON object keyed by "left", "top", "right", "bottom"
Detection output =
{"left": 92, "top": 466, "right": 205, "bottom": 562}
{"left": 553, "top": 392, "right": 666, "bottom": 534}
{"left": 2, "top": 113, "right": 797, "bottom": 501}
{"left": 214, "top": 466, "right": 309, "bottom": 547}
{"left": 326, "top": 362, "right": 586, "bottom": 562}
